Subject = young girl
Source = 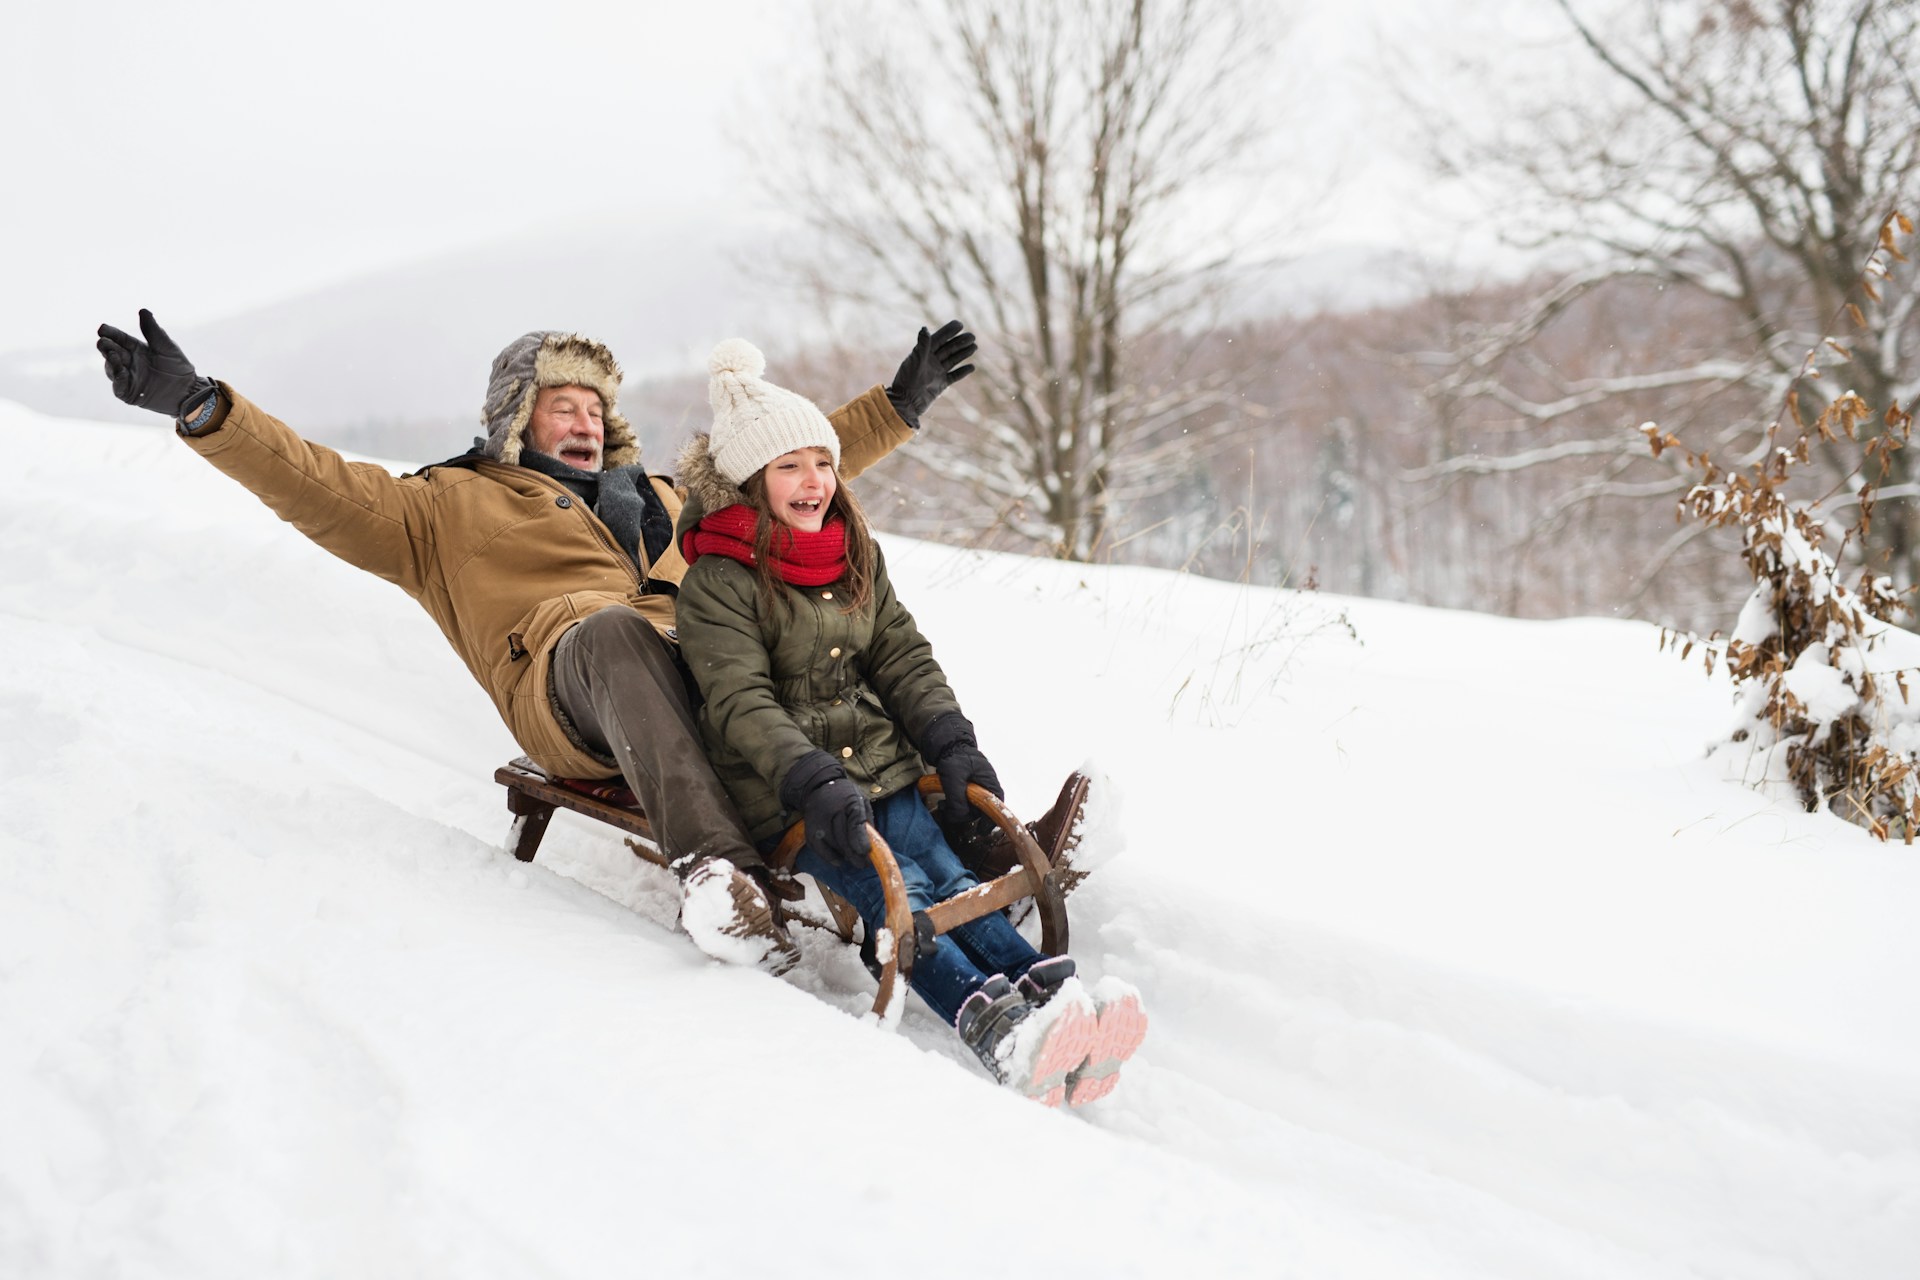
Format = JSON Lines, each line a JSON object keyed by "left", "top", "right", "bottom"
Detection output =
{"left": 672, "top": 339, "right": 1147, "bottom": 1106}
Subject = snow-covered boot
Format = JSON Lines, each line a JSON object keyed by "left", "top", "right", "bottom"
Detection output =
{"left": 1031, "top": 771, "right": 1095, "bottom": 897}
{"left": 949, "top": 770, "right": 1092, "bottom": 891}
{"left": 1014, "top": 954, "right": 1077, "bottom": 1005}
{"left": 957, "top": 974, "right": 1098, "bottom": 1107}
{"left": 1061, "top": 977, "right": 1149, "bottom": 1107}
{"left": 956, "top": 976, "right": 1027, "bottom": 1048}
{"left": 677, "top": 857, "right": 802, "bottom": 975}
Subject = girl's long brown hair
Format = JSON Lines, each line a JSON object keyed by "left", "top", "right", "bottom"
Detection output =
{"left": 740, "top": 463, "right": 875, "bottom": 618}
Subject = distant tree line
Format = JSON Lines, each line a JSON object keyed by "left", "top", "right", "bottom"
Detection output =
{"left": 656, "top": 0, "right": 1920, "bottom": 637}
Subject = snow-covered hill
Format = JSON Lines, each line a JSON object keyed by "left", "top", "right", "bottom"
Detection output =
{"left": 3, "top": 400, "right": 1916, "bottom": 1279}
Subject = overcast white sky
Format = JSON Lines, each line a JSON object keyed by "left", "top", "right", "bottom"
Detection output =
{"left": 2, "top": 0, "right": 816, "bottom": 355}
{"left": 2, "top": 0, "right": 1547, "bottom": 359}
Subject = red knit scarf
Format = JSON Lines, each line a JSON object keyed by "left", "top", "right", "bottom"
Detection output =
{"left": 682, "top": 504, "right": 848, "bottom": 586}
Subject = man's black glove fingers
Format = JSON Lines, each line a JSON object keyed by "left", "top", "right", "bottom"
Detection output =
{"left": 886, "top": 321, "right": 976, "bottom": 425}
{"left": 138, "top": 308, "right": 187, "bottom": 364}
{"left": 96, "top": 329, "right": 144, "bottom": 406}
{"left": 96, "top": 310, "right": 207, "bottom": 415}
{"left": 931, "top": 331, "right": 975, "bottom": 367}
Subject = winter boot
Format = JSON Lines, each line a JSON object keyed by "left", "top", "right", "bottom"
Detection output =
{"left": 957, "top": 974, "right": 1098, "bottom": 1108}
{"left": 677, "top": 857, "right": 802, "bottom": 975}
{"left": 1031, "top": 771, "right": 1094, "bottom": 897}
{"left": 1061, "top": 977, "right": 1149, "bottom": 1107}
{"left": 951, "top": 770, "right": 1093, "bottom": 895}
{"left": 1014, "top": 954, "right": 1077, "bottom": 1006}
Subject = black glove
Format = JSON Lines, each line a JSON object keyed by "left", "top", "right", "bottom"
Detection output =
{"left": 919, "top": 711, "right": 1003, "bottom": 825}
{"left": 885, "top": 319, "right": 976, "bottom": 427}
{"left": 779, "top": 749, "right": 874, "bottom": 868}
{"left": 96, "top": 309, "right": 215, "bottom": 418}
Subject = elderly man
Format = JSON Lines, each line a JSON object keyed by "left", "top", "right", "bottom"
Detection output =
{"left": 96, "top": 310, "right": 977, "bottom": 971}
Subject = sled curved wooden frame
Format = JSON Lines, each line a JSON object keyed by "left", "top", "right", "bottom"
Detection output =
{"left": 492, "top": 763, "right": 1069, "bottom": 1021}
{"left": 766, "top": 775, "right": 1069, "bottom": 1019}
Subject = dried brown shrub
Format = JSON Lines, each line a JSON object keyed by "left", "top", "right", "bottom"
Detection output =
{"left": 1653, "top": 212, "right": 1919, "bottom": 840}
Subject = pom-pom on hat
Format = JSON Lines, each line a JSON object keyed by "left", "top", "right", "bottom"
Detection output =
{"left": 706, "top": 339, "right": 840, "bottom": 486}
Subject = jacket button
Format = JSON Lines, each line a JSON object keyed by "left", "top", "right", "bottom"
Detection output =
{"left": 555, "top": 495, "right": 572, "bottom": 508}
{"left": 822, "top": 591, "right": 833, "bottom": 600}
{"left": 871, "top": 785, "right": 882, "bottom": 794}
{"left": 840, "top": 746, "right": 853, "bottom": 758}
{"left": 829, "top": 647, "right": 842, "bottom": 658}
{"left": 832, "top": 698, "right": 842, "bottom": 706}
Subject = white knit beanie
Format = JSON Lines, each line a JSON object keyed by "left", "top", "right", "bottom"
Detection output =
{"left": 706, "top": 339, "right": 840, "bottom": 485}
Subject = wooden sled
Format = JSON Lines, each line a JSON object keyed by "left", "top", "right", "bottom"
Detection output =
{"left": 493, "top": 760, "right": 1070, "bottom": 1021}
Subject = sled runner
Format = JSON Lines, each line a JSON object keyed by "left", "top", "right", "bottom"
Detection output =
{"left": 493, "top": 760, "right": 1072, "bottom": 1020}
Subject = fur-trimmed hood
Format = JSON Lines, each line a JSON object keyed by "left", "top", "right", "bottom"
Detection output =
{"left": 676, "top": 432, "right": 751, "bottom": 520}
{"left": 478, "top": 331, "right": 639, "bottom": 469}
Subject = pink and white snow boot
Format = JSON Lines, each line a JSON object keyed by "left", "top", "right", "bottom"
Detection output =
{"left": 956, "top": 968, "right": 1148, "bottom": 1108}
{"left": 1059, "top": 977, "right": 1149, "bottom": 1106}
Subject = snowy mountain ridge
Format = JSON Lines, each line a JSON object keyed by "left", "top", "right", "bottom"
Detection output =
{"left": 0, "top": 226, "right": 1435, "bottom": 460}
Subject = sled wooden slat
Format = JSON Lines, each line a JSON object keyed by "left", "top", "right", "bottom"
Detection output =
{"left": 921, "top": 869, "right": 1043, "bottom": 936}
{"left": 493, "top": 758, "right": 668, "bottom": 868}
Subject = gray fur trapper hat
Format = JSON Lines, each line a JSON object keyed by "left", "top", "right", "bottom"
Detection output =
{"left": 478, "top": 331, "right": 639, "bottom": 468}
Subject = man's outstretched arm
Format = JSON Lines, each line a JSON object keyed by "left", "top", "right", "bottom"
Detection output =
{"left": 96, "top": 310, "right": 436, "bottom": 594}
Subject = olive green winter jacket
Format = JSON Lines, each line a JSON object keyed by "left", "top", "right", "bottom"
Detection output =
{"left": 672, "top": 439, "right": 962, "bottom": 842}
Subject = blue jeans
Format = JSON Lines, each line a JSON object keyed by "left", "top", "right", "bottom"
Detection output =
{"left": 794, "top": 788, "right": 1044, "bottom": 1025}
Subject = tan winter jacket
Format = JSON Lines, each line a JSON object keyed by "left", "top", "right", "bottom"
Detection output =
{"left": 182, "top": 383, "right": 913, "bottom": 779}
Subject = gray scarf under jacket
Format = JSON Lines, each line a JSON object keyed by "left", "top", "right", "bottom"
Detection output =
{"left": 517, "top": 447, "right": 676, "bottom": 584}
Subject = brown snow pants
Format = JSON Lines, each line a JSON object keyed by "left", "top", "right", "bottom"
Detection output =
{"left": 548, "top": 606, "right": 765, "bottom": 872}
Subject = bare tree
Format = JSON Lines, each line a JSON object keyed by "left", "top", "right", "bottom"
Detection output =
{"left": 765, "top": 0, "right": 1291, "bottom": 560}
{"left": 1412, "top": 0, "right": 1920, "bottom": 595}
